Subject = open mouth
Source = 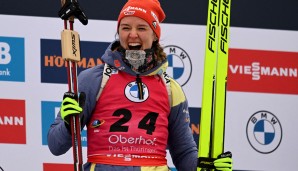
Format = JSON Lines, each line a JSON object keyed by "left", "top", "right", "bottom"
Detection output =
{"left": 128, "top": 43, "right": 142, "bottom": 50}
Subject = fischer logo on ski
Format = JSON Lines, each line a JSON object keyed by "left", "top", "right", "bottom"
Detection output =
{"left": 197, "top": 0, "right": 232, "bottom": 170}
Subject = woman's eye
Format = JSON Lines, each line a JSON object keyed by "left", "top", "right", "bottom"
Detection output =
{"left": 120, "top": 26, "right": 130, "bottom": 31}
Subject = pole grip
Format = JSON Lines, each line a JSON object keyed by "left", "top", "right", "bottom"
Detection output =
{"left": 61, "top": 30, "right": 81, "bottom": 62}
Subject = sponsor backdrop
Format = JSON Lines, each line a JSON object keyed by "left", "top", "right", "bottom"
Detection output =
{"left": 0, "top": 1, "right": 298, "bottom": 171}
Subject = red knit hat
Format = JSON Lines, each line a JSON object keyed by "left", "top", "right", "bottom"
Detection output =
{"left": 117, "top": 0, "right": 166, "bottom": 41}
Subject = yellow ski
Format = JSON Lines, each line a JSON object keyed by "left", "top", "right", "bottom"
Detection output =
{"left": 197, "top": 0, "right": 231, "bottom": 170}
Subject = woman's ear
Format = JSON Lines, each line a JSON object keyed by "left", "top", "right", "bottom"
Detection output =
{"left": 115, "top": 32, "right": 119, "bottom": 40}
{"left": 154, "top": 35, "right": 158, "bottom": 41}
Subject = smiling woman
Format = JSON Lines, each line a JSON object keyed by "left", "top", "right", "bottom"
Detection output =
{"left": 119, "top": 16, "right": 156, "bottom": 50}
{"left": 118, "top": 16, "right": 159, "bottom": 72}
{"left": 116, "top": 0, "right": 166, "bottom": 73}
{"left": 47, "top": 0, "right": 233, "bottom": 171}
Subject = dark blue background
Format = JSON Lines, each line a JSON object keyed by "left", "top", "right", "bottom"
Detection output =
{"left": 1, "top": 0, "right": 297, "bottom": 31}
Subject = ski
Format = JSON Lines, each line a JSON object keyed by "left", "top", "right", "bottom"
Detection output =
{"left": 197, "top": 0, "right": 231, "bottom": 170}
{"left": 58, "top": 0, "right": 88, "bottom": 171}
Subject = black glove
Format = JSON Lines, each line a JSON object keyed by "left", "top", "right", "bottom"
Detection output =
{"left": 58, "top": 0, "right": 88, "bottom": 25}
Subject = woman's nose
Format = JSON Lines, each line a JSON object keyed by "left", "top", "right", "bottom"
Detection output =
{"left": 129, "top": 29, "right": 138, "bottom": 38}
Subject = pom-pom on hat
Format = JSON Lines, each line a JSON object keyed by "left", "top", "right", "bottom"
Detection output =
{"left": 117, "top": 0, "right": 166, "bottom": 41}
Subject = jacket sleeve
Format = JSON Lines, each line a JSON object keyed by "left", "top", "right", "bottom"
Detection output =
{"left": 167, "top": 79, "right": 198, "bottom": 171}
{"left": 47, "top": 64, "right": 104, "bottom": 156}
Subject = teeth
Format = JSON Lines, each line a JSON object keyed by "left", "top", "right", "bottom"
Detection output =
{"left": 129, "top": 43, "right": 141, "bottom": 46}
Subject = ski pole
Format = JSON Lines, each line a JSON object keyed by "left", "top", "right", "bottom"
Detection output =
{"left": 58, "top": 0, "right": 88, "bottom": 170}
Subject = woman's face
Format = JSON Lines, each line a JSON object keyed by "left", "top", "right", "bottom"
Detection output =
{"left": 118, "top": 16, "right": 157, "bottom": 50}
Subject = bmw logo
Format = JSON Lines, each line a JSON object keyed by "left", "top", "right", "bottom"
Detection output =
{"left": 124, "top": 81, "right": 149, "bottom": 102}
{"left": 246, "top": 110, "right": 282, "bottom": 154}
{"left": 164, "top": 45, "right": 192, "bottom": 86}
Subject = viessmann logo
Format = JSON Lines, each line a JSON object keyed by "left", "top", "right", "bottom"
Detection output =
{"left": 40, "top": 39, "right": 110, "bottom": 84}
{"left": 0, "top": 99, "right": 26, "bottom": 144}
{"left": 228, "top": 48, "right": 298, "bottom": 95}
